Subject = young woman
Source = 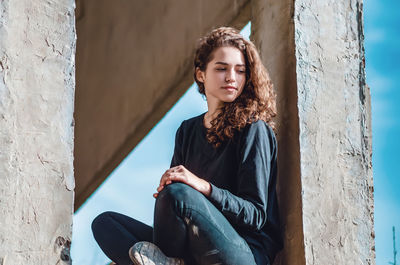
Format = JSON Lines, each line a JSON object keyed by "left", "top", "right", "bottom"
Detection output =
{"left": 92, "top": 26, "right": 283, "bottom": 265}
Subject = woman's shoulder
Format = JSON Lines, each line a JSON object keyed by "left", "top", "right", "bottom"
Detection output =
{"left": 183, "top": 112, "right": 204, "bottom": 125}
{"left": 176, "top": 112, "right": 205, "bottom": 132}
{"left": 241, "top": 119, "right": 275, "bottom": 138}
{"left": 238, "top": 119, "right": 277, "bottom": 152}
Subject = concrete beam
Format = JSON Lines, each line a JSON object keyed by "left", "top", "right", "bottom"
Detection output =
{"left": 0, "top": 0, "right": 76, "bottom": 264}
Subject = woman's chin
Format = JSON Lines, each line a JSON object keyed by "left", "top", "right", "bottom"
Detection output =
{"left": 223, "top": 98, "right": 238, "bottom": 103}
{"left": 219, "top": 95, "right": 239, "bottom": 103}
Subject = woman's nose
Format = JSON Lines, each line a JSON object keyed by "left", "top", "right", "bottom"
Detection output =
{"left": 225, "top": 69, "right": 235, "bottom": 82}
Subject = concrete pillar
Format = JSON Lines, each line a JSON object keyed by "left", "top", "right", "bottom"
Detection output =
{"left": 252, "top": 0, "right": 374, "bottom": 264}
{"left": 294, "top": 0, "right": 374, "bottom": 264}
{"left": 0, "top": 0, "right": 76, "bottom": 264}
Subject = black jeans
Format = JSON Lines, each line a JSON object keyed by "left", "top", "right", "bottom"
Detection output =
{"left": 92, "top": 182, "right": 258, "bottom": 265}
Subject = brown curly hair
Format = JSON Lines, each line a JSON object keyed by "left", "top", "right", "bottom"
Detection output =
{"left": 193, "top": 26, "right": 277, "bottom": 148}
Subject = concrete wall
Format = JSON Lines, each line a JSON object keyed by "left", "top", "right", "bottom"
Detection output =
{"left": 294, "top": 0, "right": 374, "bottom": 264}
{"left": 0, "top": 0, "right": 76, "bottom": 264}
{"left": 252, "top": 0, "right": 374, "bottom": 264}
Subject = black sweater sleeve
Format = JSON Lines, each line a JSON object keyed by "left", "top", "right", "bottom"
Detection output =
{"left": 170, "top": 121, "right": 184, "bottom": 168}
{"left": 208, "top": 121, "right": 276, "bottom": 231}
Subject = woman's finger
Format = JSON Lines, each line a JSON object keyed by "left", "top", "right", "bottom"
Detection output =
{"left": 161, "top": 167, "right": 180, "bottom": 183}
{"left": 161, "top": 172, "right": 179, "bottom": 187}
{"left": 157, "top": 185, "right": 164, "bottom": 192}
{"left": 158, "top": 169, "right": 186, "bottom": 194}
{"left": 160, "top": 171, "right": 173, "bottom": 186}
{"left": 159, "top": 170, "right": 168, "bottom": 183}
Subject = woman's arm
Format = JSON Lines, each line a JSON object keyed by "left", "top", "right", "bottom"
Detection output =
{"left": 156, "top": 119, "right": 277, "bottom": 232}
{"left": 169, "top": 121, "right": 184, "bottom": 169}
{"left": 207, "top": 121, "right": 277, "bottom": 232}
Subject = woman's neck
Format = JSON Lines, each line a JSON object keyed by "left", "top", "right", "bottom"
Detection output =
{"left": 204, "top": 109, "right": 221, "bottom": 129}
{"left": 204, "top": 98, "right": 224, "bottom": 128}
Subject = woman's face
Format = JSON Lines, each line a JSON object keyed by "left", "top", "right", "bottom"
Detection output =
{"left": 196, "top": 46, "right": 246, "bottom": 108}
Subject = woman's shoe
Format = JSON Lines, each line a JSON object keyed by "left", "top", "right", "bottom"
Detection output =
{"left": 128, "top": 241, "right": 185, "bottom": 265}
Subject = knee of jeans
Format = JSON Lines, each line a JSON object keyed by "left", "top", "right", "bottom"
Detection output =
{"left": 91, "top": 211, "right": 115, "bottom": 234}
{"left": 158, "top": 182, "right": 197, "bottom": 205}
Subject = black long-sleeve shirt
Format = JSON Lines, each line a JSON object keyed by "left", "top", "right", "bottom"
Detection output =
{"left": 170, "top": 112, "right": 283, "bottom": 264}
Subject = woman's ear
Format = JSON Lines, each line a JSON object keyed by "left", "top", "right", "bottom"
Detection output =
{"left": 196, "top": 67, "right": 205, "bottom": 83}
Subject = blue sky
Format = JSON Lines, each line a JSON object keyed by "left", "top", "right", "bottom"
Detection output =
{"left": 72, "top": 2, "right": 399, "bottom": 263}
{"left": 71, "top": 85, "right": 208, "bottom": 264}
{"left": 364, "top": 0, "right": 400, "bottom": 263}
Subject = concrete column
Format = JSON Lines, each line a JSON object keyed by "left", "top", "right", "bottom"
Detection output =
{"left": 252, "top": 0, "right": 374, "bottom": 264}
{"left": 294, "top": 0, "right": 374, "bottom": 264}
{"left": 0, "top": 1, "right": 76, "bottom": 264}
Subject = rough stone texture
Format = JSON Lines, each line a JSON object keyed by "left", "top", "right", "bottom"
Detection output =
{"left": 294, "top": 0, "right": 374, "bottom": 264}
{"left": 251, "top": 1, "right": 306, "bottom": 264}
{"left": 74, "top": 0, "right": 252, "bottom": 210}
{"left": 0, "top": 0, "right": 75, "bottom": 264}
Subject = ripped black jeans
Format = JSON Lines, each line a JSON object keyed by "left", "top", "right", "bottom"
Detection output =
{"left": 91, "top": 182, "right": 258, "bottom": 265}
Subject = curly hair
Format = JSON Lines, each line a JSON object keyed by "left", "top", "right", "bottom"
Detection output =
{"left": 193, "top": 26, "right": 277, "bottom": 148}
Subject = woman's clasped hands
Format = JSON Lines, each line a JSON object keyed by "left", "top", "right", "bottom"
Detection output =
{"left": 154, "top": 165, "right": 211, "bottom": 198}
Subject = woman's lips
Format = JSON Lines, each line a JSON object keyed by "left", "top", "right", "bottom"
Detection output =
{"left": 221, "top": 86, "right": 237, "bottom": 91}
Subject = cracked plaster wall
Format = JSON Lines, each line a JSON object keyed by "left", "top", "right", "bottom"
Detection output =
{"left": 0, "top": 0, "right": 76, "bottom": 264}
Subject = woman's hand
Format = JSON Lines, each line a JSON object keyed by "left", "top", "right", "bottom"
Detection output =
{"left": 153, "top": 165, "right": 211, "bottom": 198}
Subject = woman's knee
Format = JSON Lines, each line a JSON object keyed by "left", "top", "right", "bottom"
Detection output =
{"left": 157, "top": 182, "right": 198, "bottom": 205}
{"left": 91, "top": 211, "right": 118, "bottom": 234}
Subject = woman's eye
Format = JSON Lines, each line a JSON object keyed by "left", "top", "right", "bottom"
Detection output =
{"left": 216, "top": 68, "right": 245, "bottom": 73}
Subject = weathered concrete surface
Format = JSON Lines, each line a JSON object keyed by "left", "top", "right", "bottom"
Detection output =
{"left": 0, "top": 0, "right": 75, "bottom": 264}
{"left": 251, "top": 1, "right": 306, "bottom": 264}
{"left": 294, "top": 0, "right": 374, "bottom": 264}
{"left": 74, "top": 0, "right": 252, "bottom": 210}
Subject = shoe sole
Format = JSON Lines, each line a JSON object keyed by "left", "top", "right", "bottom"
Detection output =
{"left": 129, "top": 242, "right": 184, "bottom": 265}
{"left": 129, "top": 244, "right": 144, "bottom": 265}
